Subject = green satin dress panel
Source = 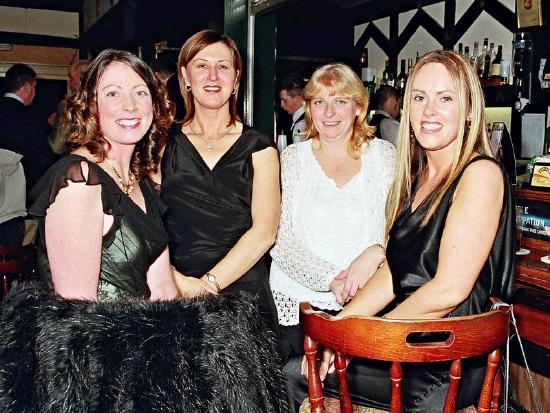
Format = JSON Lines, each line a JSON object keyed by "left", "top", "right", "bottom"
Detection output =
{"left": 29, "top": 155, "right": 169, "bottom": 300}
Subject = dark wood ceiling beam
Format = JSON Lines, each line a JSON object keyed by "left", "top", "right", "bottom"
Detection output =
{"left": 350, "top": 0, "right": 444, "bottom": 26}
{"left": 354, "top": 22, "right": 390, "bottom": 56}
{"left": 0, "top": 31, "right": 78, "bottom": 48}
{"left": 0, "top": 0, "right": 81, "bottom": 12}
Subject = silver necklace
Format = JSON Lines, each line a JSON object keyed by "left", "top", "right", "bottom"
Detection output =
{"left": 188, "top": 123, "right": 233, "bottom": 152}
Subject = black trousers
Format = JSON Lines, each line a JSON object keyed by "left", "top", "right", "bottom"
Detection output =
{"left": 0, "top": 217, "right": 24, "bottom": 246}
{"left": 283, "top": 351, "right": 486, "bottom": 413}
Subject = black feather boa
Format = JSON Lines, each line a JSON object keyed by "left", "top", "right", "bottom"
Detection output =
{"left": 0, "top": 283, "right": 289, "bottom": 412}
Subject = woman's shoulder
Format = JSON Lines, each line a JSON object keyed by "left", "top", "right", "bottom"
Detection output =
{"left": 281, "top": 140, "right": 309, "bottom": 163}
{"left": 361, "top": 138, "right": 397, "bottom": 172}
{"left": 363, "top": 137, "right": 396, "bottom": 157}
{"left": 28, "top": 154, "right": 113, "bottom": 217}
{"left": 241, "top": 125, "right": 275, "bottom": 152}
{"left": 460, "top": 155, "right": 504, "bottom": 188}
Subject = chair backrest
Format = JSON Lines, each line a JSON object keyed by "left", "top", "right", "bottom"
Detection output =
{"left": 0, "top": 244, "right": 37, "bottom": 300}
{"left": 300, "top": 302, "right": 510, "bottom": 413}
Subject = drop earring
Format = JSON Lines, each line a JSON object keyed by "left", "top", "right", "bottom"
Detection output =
{"left": 409, "top": 127, "right": 416, "bottom": 144}
{"left": 185, "top": 83, "right": 191, "bottom": 92}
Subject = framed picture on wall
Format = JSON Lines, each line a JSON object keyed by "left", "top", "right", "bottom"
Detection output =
{"left": 517, "top": 0, "right": 543, "bottom": 28}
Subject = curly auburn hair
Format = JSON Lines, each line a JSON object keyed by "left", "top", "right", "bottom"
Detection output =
{"left": 62, "top": 49, "right": 174, "bottom": 180}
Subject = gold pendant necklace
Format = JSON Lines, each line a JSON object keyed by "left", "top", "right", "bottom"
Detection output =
{"left": 106, "top": 158, "right": 135, "bottom": 195}
{"left": 188, "top": 122, "right": 233, "bottom": 152}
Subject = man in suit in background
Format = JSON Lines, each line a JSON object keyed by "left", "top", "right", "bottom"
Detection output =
{"left": 0, "top": 63, "right": 55, "bottom": 197}
{"left": 369, "top": 85, "right": 401, "bottom": 147}
{"left": 278, "top": 74, "right": 306, "bottom": 145}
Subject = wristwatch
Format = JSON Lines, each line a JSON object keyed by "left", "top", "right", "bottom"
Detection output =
{"left": 206, "top": 272, "right": 221, "bottom": 292}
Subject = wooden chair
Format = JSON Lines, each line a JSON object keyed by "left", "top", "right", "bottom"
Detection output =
{"left": 299, "top": 302, "right": 510, "bottom": 413}
{"left": 0, "top": 244, "right": 37, "bottom": 300}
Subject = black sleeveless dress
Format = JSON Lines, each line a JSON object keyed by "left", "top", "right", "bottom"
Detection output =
{"left": 29, "top": 154, "right": 169, "bottom": 300}
{"left": 160, "top": 125, "right": 278, "bottom": 328}
{"left": 304, "top": 156, "right": 515, "bottom": 412}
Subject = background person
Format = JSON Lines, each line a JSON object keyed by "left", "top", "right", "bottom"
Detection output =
{"left": 0, "top": 63, "right": 55, "bottom": 196}
{"left": 48, "top": 59, "right": 91, "bottom": 155}
{"left": 29, "top": 49, "right": 178, "bottom": 301}
{"left": 0, "top": 149, "right": 26, "bottom": 246}
{"left": 158, "top": 30, "right": 280, "bottom": 328}
{"left": 270, "top": 63, "right": 395, "bottom": 364}
{"left": 150, "top": 58, "right": 185, "bottom": 121}
{"left": 285, "top": 50, "right": 515, "bottom": 412}
{"left": 369, "top": 84, "right": 401, "bottom": 147}
{"left": 278, "top": 73, "right": 307, "bottom": 145}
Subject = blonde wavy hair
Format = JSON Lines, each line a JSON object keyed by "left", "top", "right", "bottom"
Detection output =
{"left": 302, "top": 63, "right": 376, "bottom": 159}
{"left": 385, "top": 50, "right": 492, "bottom": 235}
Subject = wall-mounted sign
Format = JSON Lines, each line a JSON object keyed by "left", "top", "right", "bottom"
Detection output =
{"left": 517, "top": 198, "right": 550, "bottom": 241}
{"left": 517, "top": 0, "right": 543, "bottom": 28}
{"left": 530, "top": 163, "right": 550, "bottom": 189}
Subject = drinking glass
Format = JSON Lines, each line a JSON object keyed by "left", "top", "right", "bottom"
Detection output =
{"left": 516, "top": 208, "right": 530, "bottom": 255}
{"left": 541, "top": 225, "right": 550, "bottom": 264}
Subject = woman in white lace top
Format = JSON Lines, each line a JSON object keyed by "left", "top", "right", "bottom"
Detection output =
{"left": 270, "top": 63, "right": 396, "bottom": 362}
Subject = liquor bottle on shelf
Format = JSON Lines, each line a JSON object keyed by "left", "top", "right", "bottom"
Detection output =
{"left": 479, "top": 38, "right": 489, "bottom": 78}
{"left": 483, "top": 42, "right": 495, "bottom": 79}
{"left": 359, "top": 48, "right": 369, "bottom": 85}
{"left": 387, "top": 71, "right": 396, "bottom": 87}
{"left": 384, "top": 60, "right": 396, "bottom": 87}
{"left": 500, "top": 60, "right": 510, "bottom": 85}
{"left": 359, "top": 48, "right": 376, "bottom": 98}
{"left": 407, "top": 58, "right": 413, "bottom": 75}
{"left": 512, "top": 32, "right": 533, "bottom": 101}
{"left": 490, "top": 45, "right": 503, "bottom": 78}
{"left": 470, "top": 42, "right": 479, "bottom": 70}
{"left": 458, "top": 43, "right": 463, "bottom": 56}
{"left": 464, "top": 46, "right": 471, "bottom": 63}
{"left": 382, "top": 60, "right": 389, "bottom": 85}
{"left": 397, "top": 59, "right": 407, "bottom": 91}
{"left": 542, "top": 44, "right": 550, "bottom": 90}
{"left": 416, "top": 51, "right": 420, "bottom": 63}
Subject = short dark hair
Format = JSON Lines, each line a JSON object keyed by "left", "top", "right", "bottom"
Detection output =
{"left": 149, "top": 58, "right": 174, "bottom": 78}
{"left": 62, "top": 49, "right": 174, "bottom": 180}
{"left": 278, "top": 73, "right": 306, "bottom": 97}
{"left": 3, "top": 63, "right": 36, "bottom": 94}
{"left": 372, "top": 85, "right": 400, "bottom": 109}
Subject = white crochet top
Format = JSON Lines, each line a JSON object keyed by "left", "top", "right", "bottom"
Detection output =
{"left": 270, "top": 139, "right": 396, "bottom": 326}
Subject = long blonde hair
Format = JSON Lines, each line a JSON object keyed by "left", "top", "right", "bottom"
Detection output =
{"left": 385, "top": 50, "right": 492, "bottom": 234}
{"left": 302, "top": 63, "right": 376, "bottom": 159}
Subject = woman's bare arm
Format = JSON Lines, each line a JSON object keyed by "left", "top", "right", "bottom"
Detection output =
{"left": 200, "top": 146, "right": 281, "bottom": 289}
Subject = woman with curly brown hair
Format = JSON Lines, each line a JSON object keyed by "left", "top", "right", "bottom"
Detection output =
{"left": 28, "top": 49, "right": 178, "bottom": 301}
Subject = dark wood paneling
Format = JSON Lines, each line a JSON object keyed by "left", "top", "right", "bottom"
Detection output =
{"left": 0, "top": 0, "right": 81, "bottom": 12}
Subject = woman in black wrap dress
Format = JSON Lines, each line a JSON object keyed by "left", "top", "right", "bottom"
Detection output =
{"left": 284, "top": 51, "right": 515, "bottom": 412}
{"left": 157, "top": 30, "right": 280, "bottom": 327}
{"left": 29, "top": 50, "right": 178, "bottom": 301}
